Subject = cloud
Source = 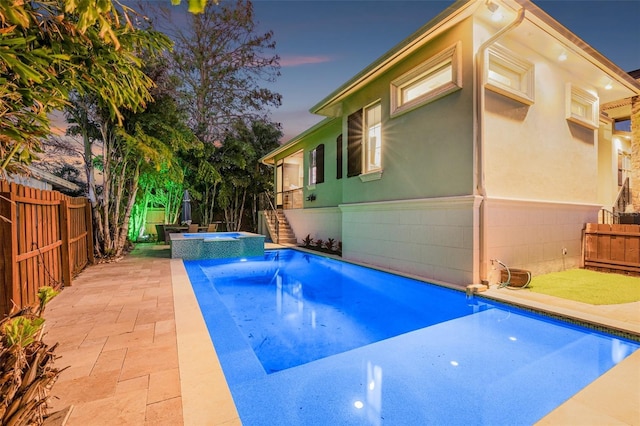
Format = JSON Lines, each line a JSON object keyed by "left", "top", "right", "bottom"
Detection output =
{"left": 280, "top": 55, "right": 333, "bottom": 67}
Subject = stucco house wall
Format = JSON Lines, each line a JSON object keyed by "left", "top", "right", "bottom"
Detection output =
{"left": 263, "top": 0, "right": 640, "bottom": 287}
{"left": 301, "top": 118, "right": 343, "bottom": 209}
{"left": 340, "top": 20, "right": 476, "bottom": 204}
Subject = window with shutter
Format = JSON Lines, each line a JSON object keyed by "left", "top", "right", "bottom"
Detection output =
{"left": 308, "top": 144, "right": 325, "bottom": 185}
{"left": 309, "top": 149, "right": 316, "bottom": 185}
{"left": 316, "top": 144, "right": 324, "bottom": 184}
{"left": 336, "top": 134, "right": 343, "bottom": 179}
{"left": 347, "top": 111, "right": 363, "bottom": 177}
{"left": 364, "top": 103, "right": 382, "bottom": 173}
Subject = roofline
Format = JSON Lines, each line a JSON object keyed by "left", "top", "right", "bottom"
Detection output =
{"left": 28, "top": 165, "right": 81, "bottom": 192}
{"left": 310, "top": 0, "right": 474, "bottom": 116}
{"left": 311, "top": 0, "right": 639, "bottom": 116}
{"left": 514, "top": 0, "right": 640, "bottom": 94}
{"left": 259, "top": 117, "right": 338, "bottom": 165}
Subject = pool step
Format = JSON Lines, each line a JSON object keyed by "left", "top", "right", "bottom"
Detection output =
{"left": 265, "top": 210, "right": 298, "bottom": 244}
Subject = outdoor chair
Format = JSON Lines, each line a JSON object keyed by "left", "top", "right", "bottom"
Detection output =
{"left": 206, "top": 223, "right": 218, "bottom": 232}
{"left": 188, "top": 223, "right": 199, "bottom": 233}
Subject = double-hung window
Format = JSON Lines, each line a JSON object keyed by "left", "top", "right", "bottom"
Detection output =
{"left": 347, "top": 102, "right": 382, "bottom": 178}
{"left": 364, "top": 102, "right": 382, "bottom": 173}
{"left": 308, "top": 144, "right": 324, "bottom": 185}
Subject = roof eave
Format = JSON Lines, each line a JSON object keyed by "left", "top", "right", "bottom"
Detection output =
{"left": 514, "top": 0, "right": 640, "bottom": 95}
{"left": 259, "top": 117, "right": 338, "bottom": 165}
{"left": 310, "top": 0, "right": 475, "bottom": 117}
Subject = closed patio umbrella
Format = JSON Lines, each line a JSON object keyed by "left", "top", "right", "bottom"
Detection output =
{"left": 181, "top": 190, "right": 192, "bottom": 225}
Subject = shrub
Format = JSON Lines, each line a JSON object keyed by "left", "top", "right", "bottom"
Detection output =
{"left": 301, "top": 234, "right": 313, "bottom": 247}
{"left": 0, "top": 286, "right": 64, "bottom": 425}
{"left": 325, "top": 238, "right": 335, "bottom": 251}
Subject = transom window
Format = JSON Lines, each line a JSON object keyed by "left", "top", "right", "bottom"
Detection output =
{"left": 485, "top": 44, "right": 535, "bottom": 105}
{"left": 391, "top": 42, "right": 462, "bottom": 116}
{"left": 365, "top": 103, "right": 382, "bottom": 173}
{"left": 565, "top": 84, "right": 598, "bottom": 130}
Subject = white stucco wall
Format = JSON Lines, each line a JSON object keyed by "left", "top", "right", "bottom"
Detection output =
{"left": 340, "top": 196, "right": 481, "bottom": 287}
{"left": 480, "top": 28, "right": 604, "bottom": 204}
{"left": 283, "top": 207, "right": 342, "bottom": 244}
{"left": 484, "top": 197, "right": 600, "bottom": 283}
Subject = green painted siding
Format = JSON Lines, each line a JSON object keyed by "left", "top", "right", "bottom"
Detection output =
{"left": 338, "top": 20, "right": 475, "bottom": 204}
{"left": 271, "top": 118, "right": 343, "bottom": 209}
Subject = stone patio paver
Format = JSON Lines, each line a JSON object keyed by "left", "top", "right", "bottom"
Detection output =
{"left": 45, "top": 244, "right": 183, "bottom": 425}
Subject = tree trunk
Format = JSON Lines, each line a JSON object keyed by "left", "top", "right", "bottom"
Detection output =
{"left": 115, "top": 164, "right": 140, "bottom": 257}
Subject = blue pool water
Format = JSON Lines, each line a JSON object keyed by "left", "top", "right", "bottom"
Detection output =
{"left": 184, "top": 249, "right": 639, "bottom": 425}
{"left": 182, "top": 232, "right": 243, "bottom": 239}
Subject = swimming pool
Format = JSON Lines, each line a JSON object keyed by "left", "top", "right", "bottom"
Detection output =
{"left": 184, "top": 249, "right": 639, "bottom": 425}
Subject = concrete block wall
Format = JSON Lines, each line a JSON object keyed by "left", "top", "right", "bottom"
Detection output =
{"left": 283, "top": 207, "right": 342, "bottom": 245}
{"left": 484, "top": 197, "right": 599, "bottom": 282}
{"left": 340, "top": 196, "right": 481, "bottom": 287}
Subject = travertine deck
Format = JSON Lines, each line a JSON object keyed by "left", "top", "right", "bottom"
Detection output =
{"left": 44, "top": 243, "right": 640, "bottom": 425}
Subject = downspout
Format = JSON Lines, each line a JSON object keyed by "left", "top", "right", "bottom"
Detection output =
{"left": 475, "top": 5, "right": 525, "bottom": 285}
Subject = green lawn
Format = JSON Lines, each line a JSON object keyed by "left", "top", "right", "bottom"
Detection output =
{"left": 526, "top": 269, "right": 640, "bottom": 305}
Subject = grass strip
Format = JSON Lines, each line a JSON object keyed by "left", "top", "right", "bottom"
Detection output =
{"left": 527, "top": 269, "right": 640, "bottom": 305}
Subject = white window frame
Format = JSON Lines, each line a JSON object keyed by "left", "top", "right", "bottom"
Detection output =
{"left": 308, "top": 149, "right": 317, "bottom": 186}
{"left": 390, "top": 42, "right": 462, "bottom": 117}
{"left": 565, "top": 83, "right": 599, "bottom": 130}
{"left": 363, "top": 101, "right": 382, "bottom": 174}
{"left": 485, "top": 44, "right": 535, "bottom": 105}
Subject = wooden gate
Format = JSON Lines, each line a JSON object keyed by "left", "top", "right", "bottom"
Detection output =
{"left": 583, "top": 223, "right": 640, "bottom": 276}
{"left": 0, "top": 181, "right": 93, "bottom": 316}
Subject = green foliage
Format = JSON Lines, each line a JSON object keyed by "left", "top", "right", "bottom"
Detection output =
{"left": 37, "top": 286, "right": 59, "bottom": 316}
{"left": 0, "top": 1, "right": 172, "bottom": 175}
{"left": 173, "top": 0, "right": 217, "bottom": 14}
{"left": 2, "top": 317, "right": 45, "bottom": 348}
{"left": 302, "top": 234, "right": 313, "bottom": 247}
{"left": 1, "top": 290, "right": 63, "bottom": 424}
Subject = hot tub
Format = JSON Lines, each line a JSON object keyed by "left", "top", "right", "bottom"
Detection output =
{"left": 170, "top": 232, "right": 265, "bottom": 260}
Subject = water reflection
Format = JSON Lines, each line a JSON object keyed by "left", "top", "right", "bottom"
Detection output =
{"left": 611, "top": 339, "right": 634, "bottom": 364}
{"left": 354, "top": 361, "right": 383, "bottom": 425}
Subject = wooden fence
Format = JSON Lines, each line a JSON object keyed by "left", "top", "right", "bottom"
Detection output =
{"left": 583, "top": 223, "right": 640, "bottom": 276}
{"left": 0, "top": 180, "right": 93, "bottom": 317}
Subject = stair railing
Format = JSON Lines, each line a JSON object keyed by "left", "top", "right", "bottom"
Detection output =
{"left": 599, "top": 208, "right": 618, "bottom": 225}
{"left": 614, "top": 177, "right": 631, "bottom": 215}
{"left": 261, "top": 191, "right": 279, "bottom": 244}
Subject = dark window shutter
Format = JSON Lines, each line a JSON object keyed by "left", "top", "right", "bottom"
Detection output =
{"left": 336, "top": 134, "right": 343, "bottom": 180}
{"left": 347, "top": 111, "right": 362, "bottom": 177}
{"left": 316, "top": 144, "right": 324, "bottom": 184}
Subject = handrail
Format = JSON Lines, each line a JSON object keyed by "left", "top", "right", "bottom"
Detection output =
{"left": 261, "top": 191, "right": 279, "bottom": 244}
{"left": 614, "top": 177, "right": 630, "bottom": 215}
{"left": 599, "top": 209, "right": 618, "bottom": 225}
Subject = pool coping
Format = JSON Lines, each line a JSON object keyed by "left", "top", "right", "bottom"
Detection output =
{"left": 171, "top": 258, "right": 241, "bottom": 425}
{"left": 171, "top": 248, "right": 640, "bottom": 425}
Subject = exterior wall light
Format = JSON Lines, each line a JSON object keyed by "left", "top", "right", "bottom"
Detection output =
{"left": 485, "top": 1, "right": 503, "bottom": 21}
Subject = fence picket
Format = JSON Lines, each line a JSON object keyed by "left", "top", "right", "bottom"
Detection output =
{"left": 0, "top": 180, "right": 92, "bottom": 316}
{"left": 583, "top": 223, "right": 640, "bottom": 276}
